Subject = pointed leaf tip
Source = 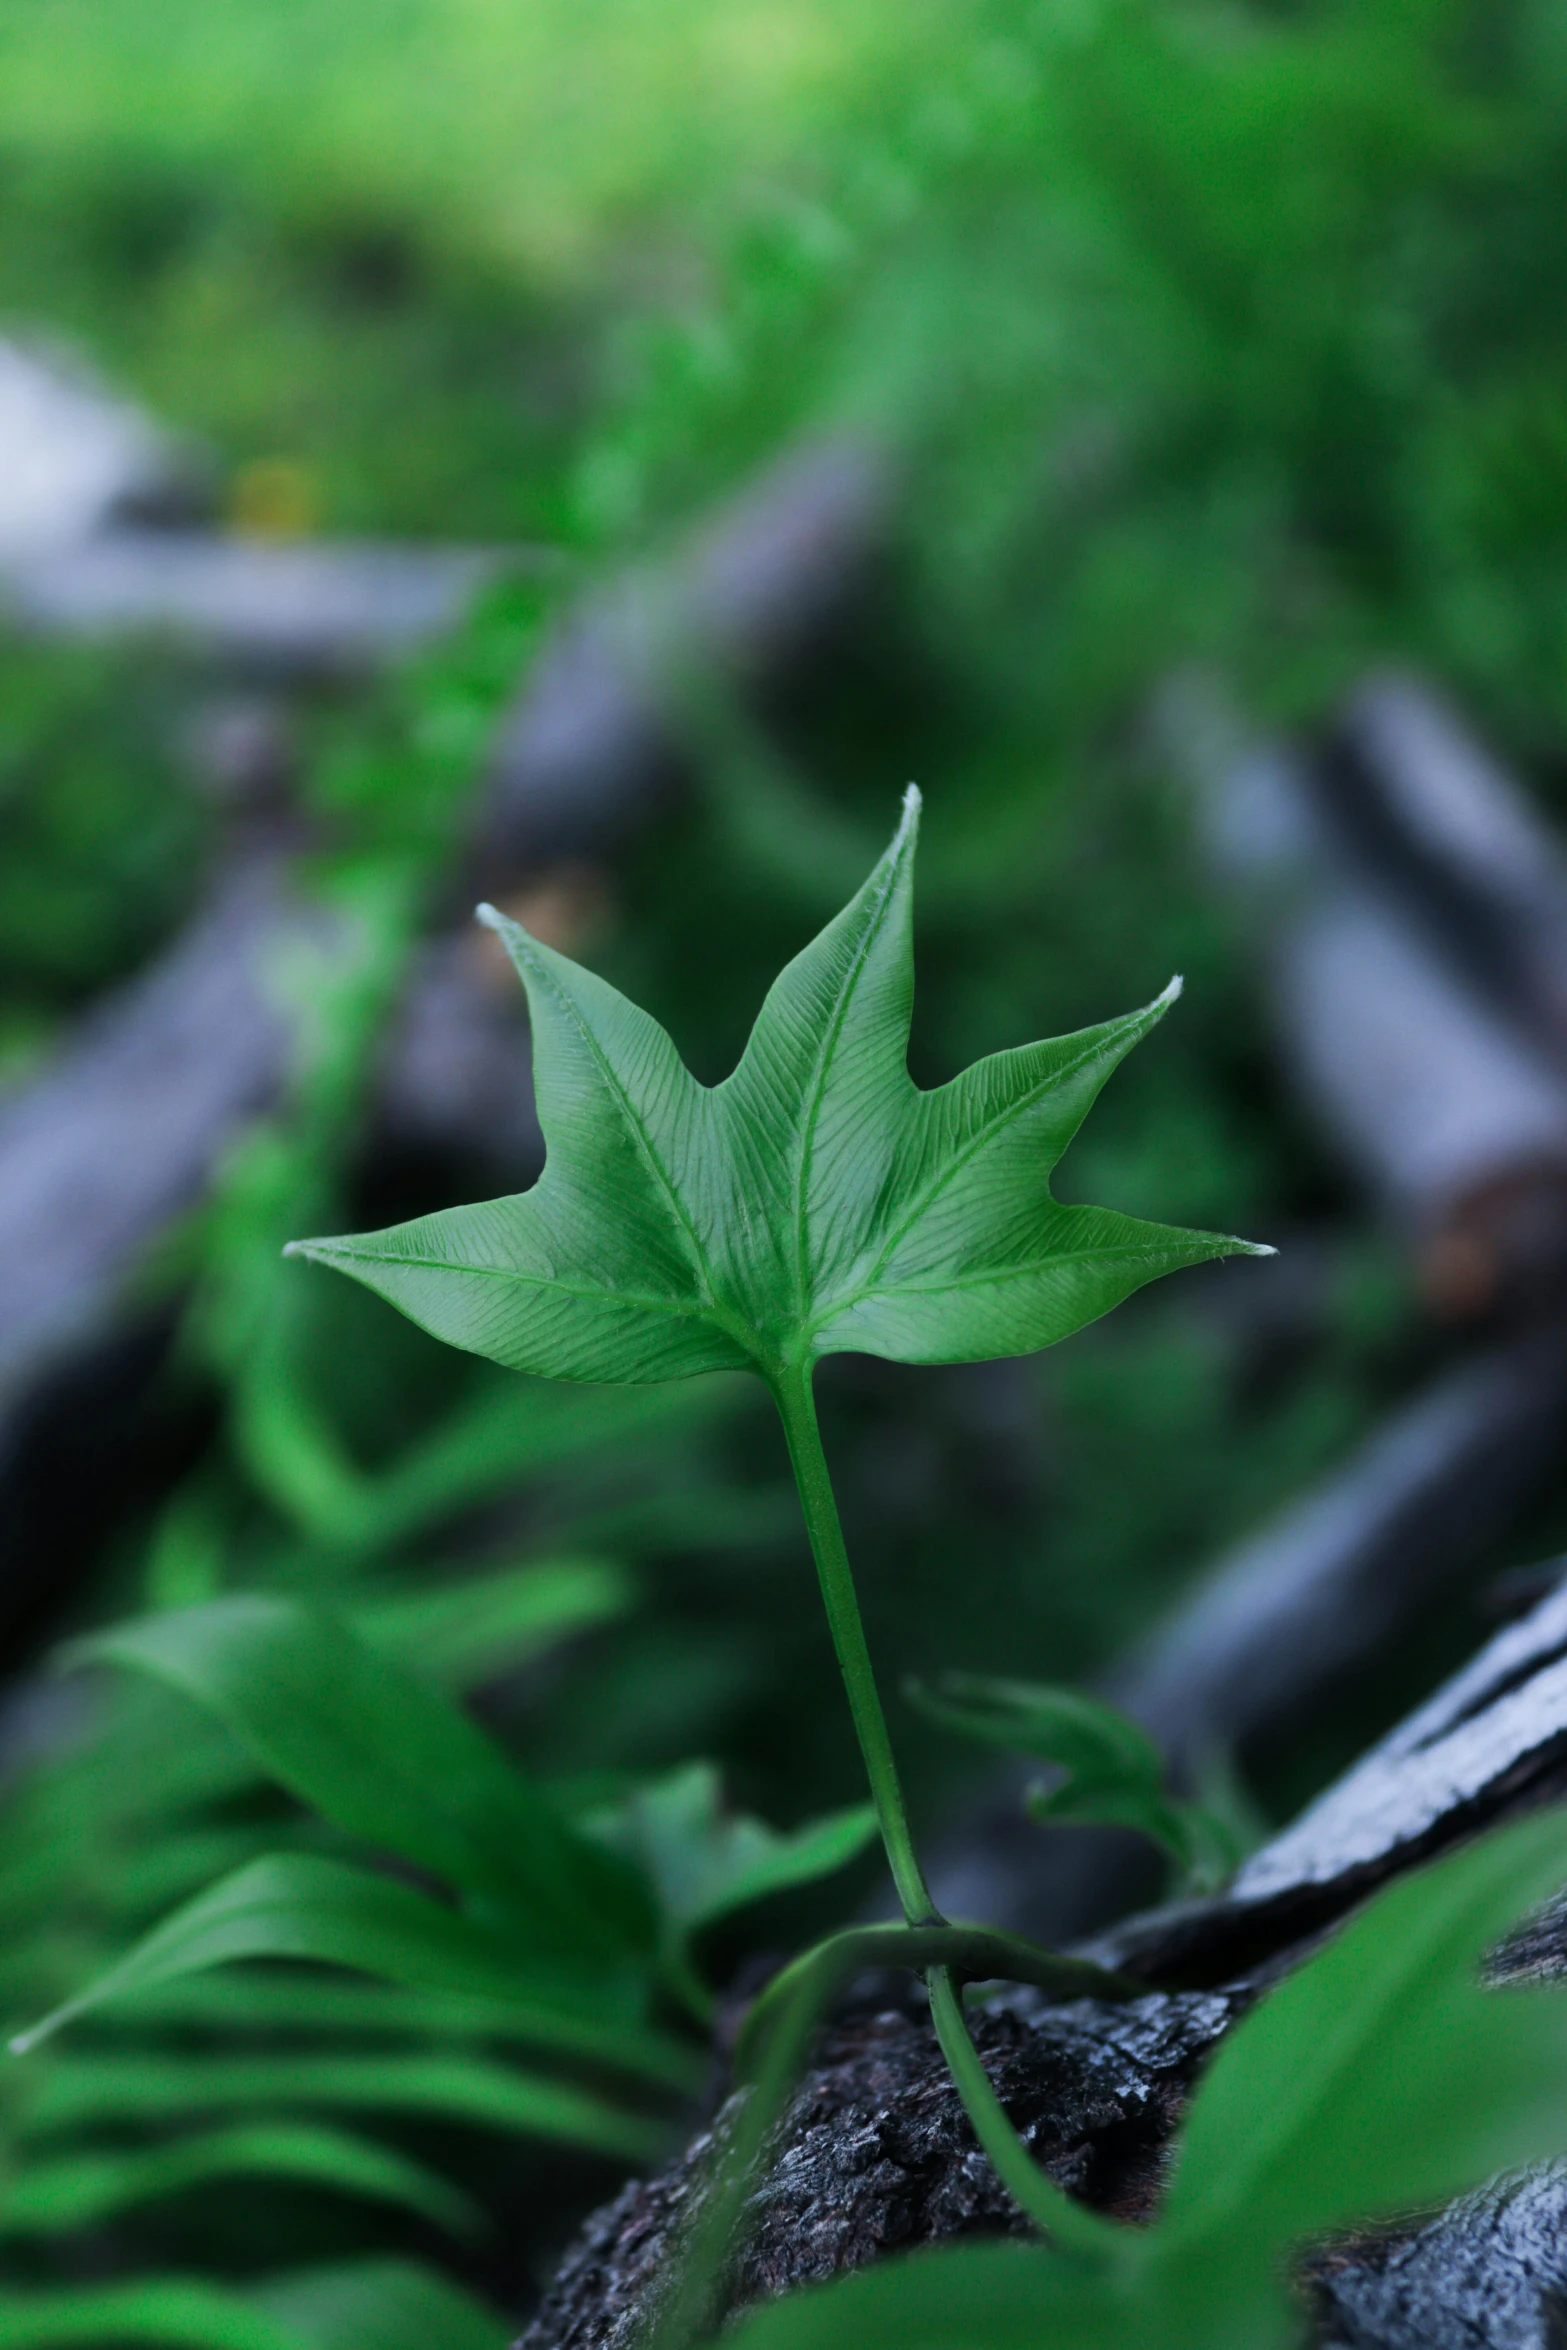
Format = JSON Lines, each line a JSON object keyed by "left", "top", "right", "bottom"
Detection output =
{"left": 474, "top": 901, "right": 505, "bottom": 933}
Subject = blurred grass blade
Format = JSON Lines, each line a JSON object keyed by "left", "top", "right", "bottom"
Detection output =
{"left": 66, "top": 1597, "right": 654, "bottom": 1961}
{"left": 257, "top": 2260, "right": 509, "bottom": 2350}
{"left": 0, "top": 2263, "right": 510, "bottom": 2350}
{"left": 108, "top": 1967, "right": 703, "bottom": 2091}
{"left": 239, "top": 1358, "right": 742, "bottom": 1554}
{"left": 352, "top": 1554, "right": 633, "bottom": 1687}
{"left": 10, "top": 1851, "right": 626, "bottom": 2053}
{"left": 594, "top": 1762, "right": 878, "bottom": 1934}
{"left": 26, "top": 2048, "right": 667, "bottom": 2162}
{"left": 0, "top": 2121, "right": 479, "bottom": 2240}
{"left": 0, "top": 2278, "right": 303, "bottom": 2349}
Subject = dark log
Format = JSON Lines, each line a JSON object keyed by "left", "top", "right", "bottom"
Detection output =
{"left": 0, "top": 856, "right": 335, "bottom": 1418}
{"left": 6, "top": 531, "right": 517, "bottom": 673}
{"left": 516, "top": 1569, "right": 1567, "bottom": 2350}
{"left": 0, "top": 335, "right": 521, "bottom": 670}
{"left": 517, "top": 1991, "right": 1239, "bottom": 2350}
{"left": 1327, "top": 671, "right": 1567, "bottom": 1064}
{"left": 927, "top": 1330, "right": 1567, "bottom": 1943}
{"left": 479, "top": 439, "right": 892, "bottom": 868}
{"left": 1161, "top": 674, "right": 1567, "bottom": 1317}
{"left": 1112, "top": 1330, "right": 1567, "bottom": 1766}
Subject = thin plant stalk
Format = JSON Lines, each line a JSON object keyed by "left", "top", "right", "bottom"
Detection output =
{"left": 770, "top": 1362, "right": 941, "bottom": 1929}
{"left": 767, "top": 1360, "right": 1110, "bottom": 2254}
{"left": 926, "top": 1965, "right": 1119, "bottom": 2263}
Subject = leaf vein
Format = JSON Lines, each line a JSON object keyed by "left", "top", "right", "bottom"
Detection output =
{"left": 523, "top": 944, "right": 720, "bottom": 1308}
{"left": 790, "top": 845, "right": 906, "bottom": 1317}
{"left": 319, "top": 1252, "right": 708, "bottom": 1320}
{"left": 853, "top": 1026, "right": 1126, "bottom": 1298}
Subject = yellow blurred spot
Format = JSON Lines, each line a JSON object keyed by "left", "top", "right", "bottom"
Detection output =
{"left": 473, "top": 868, "right": 613, "bottom": 989}
{"left": 231, "top": 458, "right": 318, "bottom": 541}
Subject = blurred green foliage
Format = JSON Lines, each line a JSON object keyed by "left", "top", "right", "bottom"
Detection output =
{"left": 3, "top": 0, "right": 1567, "bottom": 2335}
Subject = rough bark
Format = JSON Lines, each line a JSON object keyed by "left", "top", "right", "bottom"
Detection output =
{"left": 519, "top": 1990, "right": 1238, "bottom": 2350}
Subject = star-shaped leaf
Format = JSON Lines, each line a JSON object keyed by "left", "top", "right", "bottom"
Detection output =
{"left": 288, "top": 790, "right": 1266, "bottom": 1385}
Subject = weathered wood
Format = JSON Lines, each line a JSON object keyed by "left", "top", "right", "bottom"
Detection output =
{"left": 1092, "top": 1560, "right": 1567, "bottom": 1987}
{"left": 515, "top": 1569, "right": 1567, "bottom": 2350}
{"left": 6, "top": 531, "right": 513, "bottom": 671}
{"left": 517, "top": 1991, "right": 1238, "bottom": 2350}
{"left": 1328, "top": 672, "right": 1567, "bottom": 1065}
{"left": 1162, "top": 674, "right": 1567, "bottom": 1313}
{"left": 927, "top": 1332, "right": 1567, "bottom": 1943}
{"left": 480, "top": 439, "right": 892, "bottom": 867}
{"left": 1307, "top": 2167, "right": 1567, "bottom": 2350}
{"left": 0, "top": 856, "right": 335, "bottom": 1418}
{"left": 1113, "top": 1332, "right": 1567, "bottom": 1767}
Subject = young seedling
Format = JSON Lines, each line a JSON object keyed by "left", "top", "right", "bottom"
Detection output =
{"left": 287, "top": 788, "right": 1270, "bottom": 2240}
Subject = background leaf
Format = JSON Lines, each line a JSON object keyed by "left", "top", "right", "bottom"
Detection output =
{"left": 257, "top": 2259, "right": 509, "bottom": 2350}
{"left": 907, "top": 1674, "right": 1239, "bottom": 1894}
{"left": 11, "top": 1854, "right": 622, "bottom": 2053}
{"left": 0, "top": 2122, "right": 479, "bottom": 2241}
{"left": 588, "top": 1763, "right": 879, "bottom": 1938}
{"left": 68, "top": 1599, "right": 653, "bottom": 1964}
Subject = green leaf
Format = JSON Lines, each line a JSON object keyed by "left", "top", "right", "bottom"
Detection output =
{"left": 907, "top": 1674, "right": 1238, "bottom": 1894}
{"left": 66, "top": 1598, "right": 653, "bottom": 1964}
{"left": 9, "top": 1852, "right": 613, "bottom": 2053}
{"left": 0, "top": 2278, "right": 302, "bottom": 2350}
{"left": 590, "top": 1763, "right": 879, "bottom": 1935}
{"left": 721, "top": 2242, "right": 1111, "bottom": 2350}
{"left": 351, "top": 1554, "right": 633, "bottom": 1687}
{"left": 0, "top": 2121, "right": 479, "bottom": 2240}
{"left": 0, "top": 2264, "right": 509, "bottom": 2350}
{"left": 22, "top": 2047, "right": 666, "bottom": 2163}
{"left": 1149, "top": 1808, "right": 1567, "bottom": 2342}
{"left": 288, "top": 793, "right": 1264, "bottom": 1386}
{"left": 95, "top": 1968, "right": 702, "bottom": 2091}
{"left": 257, "top": 2260, "right": 509, "bottom": 2350}
{"left": 908, "top": 1675, "right": 1167, "bottom": 1785}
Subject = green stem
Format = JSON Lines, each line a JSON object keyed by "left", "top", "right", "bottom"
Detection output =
{"left": 926, "top": 1965, "right": 1119, "bottom": 2261}
{"left": 732, "top": 1920, "right": 1142, "bottom": 2081}
{"left": 770, "top": 1361, "right": 941, "bottom": 1927}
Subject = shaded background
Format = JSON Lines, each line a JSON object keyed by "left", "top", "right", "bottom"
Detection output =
{"left": 5, "top": 0, "right": 1567, "bottom": 2333}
